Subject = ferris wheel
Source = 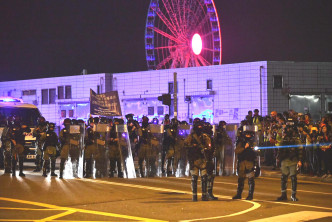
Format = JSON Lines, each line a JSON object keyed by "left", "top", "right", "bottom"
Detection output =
{"left": 145, "top": 0, "right": 222, "bottom": 70}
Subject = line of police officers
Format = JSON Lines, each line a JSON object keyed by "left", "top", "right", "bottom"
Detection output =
{"left": 1, "top": 113, "right": 304, "bottom": 202}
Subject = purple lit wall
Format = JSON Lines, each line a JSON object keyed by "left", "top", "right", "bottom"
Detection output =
{"left": 113, "top": 61, "right": 268, "bottom": 124}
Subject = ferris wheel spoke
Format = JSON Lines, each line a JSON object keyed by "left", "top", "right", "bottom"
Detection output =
{"left": 150, "top": 27, "right": 183, "bottom": 44}
{"left": 155, "top": 45, "right": 177, "bottom": 50}
{"left": 194, "top": 56, "right": 201, "bottom": 67}
{"left": 161, "top": 0, "right": 182, "bottom": 36}
{"left": 197, "top": 55, "right": 211, "bottom": 66}
{"left": 153, "top": 7, "right": 179, "bottom": 37}
{"left": 202, "top": 47, "right": 215, "bottom": 52}
{"left": 201, "top": 31, "right": 213, "bottom": 39}
{"left": 156, "top": 55, "right": 173, "bottom": 70}
{"left": 195, "top": 15, "right": 210, "bottom": 33}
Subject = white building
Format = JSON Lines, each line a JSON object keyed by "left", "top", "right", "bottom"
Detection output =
{"left": 0, "top": 61, "right": 331, "bottom": 125}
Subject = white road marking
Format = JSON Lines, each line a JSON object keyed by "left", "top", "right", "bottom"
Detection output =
{"left": 82, "top": 178, "right": 261, "bottom": 221}
{"left": 250, "top": 211, "right": 332, "bottom": 222}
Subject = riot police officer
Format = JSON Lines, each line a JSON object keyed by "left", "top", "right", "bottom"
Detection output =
{"left": 1, "top": 116, "right": 15, "bottom": 174}
{"left": 203, "top": 122, "right": 218, "bottom": 200}
{"left": 11, "top": 117, "right": 31, "bottom": 177}
{"left": 33, "top": 116, "right": 48, "bottom": 172}
{"left": 138, "top": 116, "right": 155, "bottom": 177}
{"left": 161, "top": 114, "right": 171, "bottom": 175}
{"left": 41, "top": 123, "right": 59, "bottom": 177}
{"left": 84, "top": 117, "right": 98, "bottom": 178}
{"left": 94, "top": 117, "right": 108, "bottom": 178}
{"left": 214, "top": 121, "right": 232, "bottom": 176}
{"left": 185, "top": 120, "right": 211, "bottom": 201}
{"left": 277, "top": 124, "right": 303, "bottom": 201}
{"left": 165, "top": 118, "right": 180, "bottom": 177}
{"left": 108, "top": 119, "right": 126, "bottom": 178}
{"left": 232, "top": 128, "right": 257, "bottom": 200}
{"left": 59, "top": 118, "right": 81, "bottom": 178}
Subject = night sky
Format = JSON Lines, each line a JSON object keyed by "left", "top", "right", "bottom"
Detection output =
{"left": 1, "top": 0, "right": 332, "bottom": 82}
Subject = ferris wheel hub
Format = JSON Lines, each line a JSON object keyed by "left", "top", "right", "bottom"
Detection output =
{"left": 191, "top": 34, "right": 203, "bottom": 55}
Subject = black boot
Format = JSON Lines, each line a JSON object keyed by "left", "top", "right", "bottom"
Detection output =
{"left": 84, "top": 159, "right": 92, "bottom": 178}
{"left": 290, "top": 175, "right": 298, "bottom": 201}
{"left": 246, "top": 177, "right": 255, "bottom": 200}
{"left": 139, "top": 159, "right": 144, "bottom": 178}
{"left": 4, "top": 154, "right": 11, "bottom": 173}
{"left": 207, "top": 175, "right": 218, "bottom": 200}
{"left": 50, "top": 159, "right": 58, "bottom": 177}
{"left": 42, "top": 160, "right": 48, "bottom": 177}
{"left": 59, "top": 159, "right": 65, "bottom": 179}
{"left": 19, "top": 158, "right": 25, "bottom": 177}
{"left": 191, "top": 175, "right": 198, "bottom": 202}
{"left": 201, "top": 175, "right": 209, "bottom": 201}
{"left": 277, "top": 174, "right": 288, "bottom": 201}
{"left": 233, "top": 177, "right": 245, "bottom": 199}
{"left": 33, "top": 155, "right": 41, "bottom": 172}
{"left": 12, "top": 159, "right": 17, "bottom": 177}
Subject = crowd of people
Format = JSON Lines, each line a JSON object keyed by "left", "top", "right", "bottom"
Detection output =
{"left": 244, "top": 109, "right": 332, "bottom": 179}
{"left": 0, "top": 109, "right": 331, "bottom": 202}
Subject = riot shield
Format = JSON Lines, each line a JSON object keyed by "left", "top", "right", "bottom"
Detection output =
{"left": 177, "top": 124, "right": 192, "bottom": 177}
{"left": 224, "top": 124, "right": 237, "bottom": 176}
{"left": 63, "top": 125, "right": 84, "bottom": 178}
{"left": 149, "top": 124, "right": 164, "bottom": 177}
{"left": 115, "top": 124, "right": 136, "bottom": 178}
{"left": 94, "top": 123, "right": 109, "bottom": 178}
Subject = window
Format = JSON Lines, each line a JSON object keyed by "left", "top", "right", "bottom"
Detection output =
{"left": 58, "top": 86, "right": 64, "bottom": 99}
{"left": 168, "top": 81, "right": 178, "bottom": 94}
{"left": 41, "top": 89, "right": 48, "bottom": 104}
{"left": 65, "top": 85, "right": 72, "bottom": 99}
{"left": 207, "top": 80, "right": 212, "bottom": 90}
{"left": 61, "top": 110, "right": 66, "bottom": 118}
{"left": 168, "top": 82, "right": 174, "bottom": 94}
{"left": 97, "top": 85, "right": 100, "bottom": 94}
{"left": 22, "top": 90, "right": 36, "bottom": 96}
{"left": 49, "top": 89, "right": 56, "bottom": 104}
{"left": 328, "top": 102, "right": 332, "bottom": 112}
{"left": 273, "top": 75, "right": 283, "bottom": 89}
{"left": 69, "top": 110, "right": 74, "bottom": 117}
{"left": 148, "top": 107, "right": 154, "bottom": 115}
{"left": 157, "top": 106, "right": 164, "bottom": 115}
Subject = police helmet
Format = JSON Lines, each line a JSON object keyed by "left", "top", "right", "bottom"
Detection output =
{"left": 71, "top": 119, "right": 78, "bottom": 125}
{"left": 48, "top": 122, "right": 56, "bottom": 131}
{"left": 125, "top": 113, "right": 134, "bottom": 121}
{"left": 142, "top": 116, "right": 149, "bottom": 123}
{"left": 38, "top": 116, "right": 46, "bottom": 124}
{"left": 63, "top": 118, "right": 71, "bottom": 126}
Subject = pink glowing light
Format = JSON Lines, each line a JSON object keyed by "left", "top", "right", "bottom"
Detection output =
{"left": 191, "top": 34, "right": 202, "bottom": 55}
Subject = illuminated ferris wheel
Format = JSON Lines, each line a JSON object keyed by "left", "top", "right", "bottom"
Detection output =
{"left": 145, "top": 0, "right": 222, "bottom": 70}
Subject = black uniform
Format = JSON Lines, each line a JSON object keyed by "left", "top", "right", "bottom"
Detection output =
{"left": 11, "top": 120, "right": 31, "bottom": 177}
{"left": 233, "top": 131, "right": 257, "bottom": 200}
{"left": 185, "top": 122, "right": 211, "bottom": 201}
{"left": 41, "top": 123, "right": 59, "bottom": 177}
{"left": 277, "top": 126, "right": 303, "bottom": 201}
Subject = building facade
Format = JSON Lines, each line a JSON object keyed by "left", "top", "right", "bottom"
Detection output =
{"left": 0, "top": 73, "right": 112, "bottom": 125}
{"left": 0, "top": 61, "right": 331, "bottom": 125}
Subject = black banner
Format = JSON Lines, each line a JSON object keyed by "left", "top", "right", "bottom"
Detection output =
{"left": 90, "top": 89, "right": 122, "bottom": 116}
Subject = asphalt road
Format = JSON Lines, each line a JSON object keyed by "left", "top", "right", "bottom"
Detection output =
{"left": 1, "top": 168, "right": 332, "bottom": 222}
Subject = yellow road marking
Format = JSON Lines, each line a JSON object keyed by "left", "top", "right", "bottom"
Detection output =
{"left": 0, "top": 197, "right": 167, "bottom": 222}
{"left": 0, "top": 207, "right": 61, "bottom": 211}
{"left": 37, "top": 210, "right": 76, "bottom": 222}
